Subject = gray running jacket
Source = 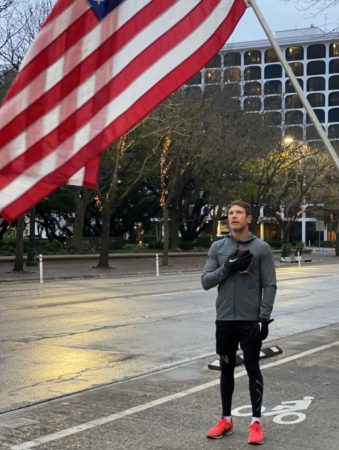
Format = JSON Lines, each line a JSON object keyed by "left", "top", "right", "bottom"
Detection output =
{"left": 201, "top": 234, "right": 277, "bottom": 321}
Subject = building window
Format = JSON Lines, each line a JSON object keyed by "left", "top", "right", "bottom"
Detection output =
{"left": 329, "top": 108, "right": 339, "bottom": 123}
{"left": 330, "top": 42, "right": 339, "bottom": 57}
{"left": 285, "top": 126, "right": 303, "bottom": 140}
{"left": 244, "top": 50, "right": 261, "bottom": 65}
{"left": 224, "top": 67, "right": 241, "bottom": 82}
{"left": 307, "top": 61, "right": 325, "bottom": 75}
{"left": 244, "top": 66, "right": 261, "bottom": 80}
{"left": 244, "top": 82, "right": 261, "bottom": 96}
{"left": 264, "top": 111, "right": 282, "bottom": 125}
{"left": 329, "top": 59, "right": 339, "bottom": 74}
{"left": 286, "top": 46, "right": 304, "bottom": 61}
{"left": 244, "top": 97, "right": 261, "bottom": 111}
{"left": 307, "top": 77, "right": 325, "bottom": 92}
{"left": 307, "top": 93, "right": 325, "bottom": 107}
{"left": 329, "top": 75, "right": 339, "bottom": 90}
{"left": 265, "top": 48, "right": 279, "bottom": 63}
{"left": 307, "top": 44, "right": 326, "bottom": 59}
{"left": 264, "top": 96, "right": 282, "bottom": 110}
{"left": 306, "top": 126, "right": 321, "bottom": 140}
{"left": 285, "top": 78, "right": 303, "bottom": 93}
{"left": 224, "top": 52, "right": 241, "bottom": 67}
{"left": 329, "top": 92, "right": 339, "bottom": 107}
{"left": 329, "top": 124, "right": 339, "bottom": 139}
{"left": 206, "top": 54, "right": 221, "bottom": 68}
{"left": 186, "top": 72, "right": 202, "bottom": 85}
{"left": 285, "top": 110, "right": 303, "bottom": 125}
{"left": 289, "top": 62, "right": 303, "bottom": 76}
{"left": 264, "top": 64, "right": 282, "bottom": 79}
{"left": 264, "top": 80, "right": 282, "bottom": 95}
{"left": 306, "top": 109, "right": 325, "bottom": 123}
{"left": 204, "top": 69, "right": 221, "bottom": 84}
{"left": 285, "top": 94, "right": 302, "bottom": 109}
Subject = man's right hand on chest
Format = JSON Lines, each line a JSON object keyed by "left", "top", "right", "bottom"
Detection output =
{"left": 224, "top": 249, "right": 253, "bottom": 272}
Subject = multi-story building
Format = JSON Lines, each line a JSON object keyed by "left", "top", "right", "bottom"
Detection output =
{"left": 184, "top": 27, "right": 339, "bottom": 148}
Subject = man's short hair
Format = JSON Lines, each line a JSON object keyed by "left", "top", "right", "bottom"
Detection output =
{"left": 227, "top": 200, "right": 252, "bottom": 216}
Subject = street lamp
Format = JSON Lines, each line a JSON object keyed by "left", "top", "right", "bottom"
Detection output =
{"left": 26, "top": 207, "right": 37, "bottom": 266}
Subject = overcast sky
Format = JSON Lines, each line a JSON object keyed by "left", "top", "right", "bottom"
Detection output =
{"left": 229, "top": 0, "right": 339, "bottom": 42}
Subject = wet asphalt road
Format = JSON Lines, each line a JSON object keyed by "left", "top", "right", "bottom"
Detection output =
{"left": 0, "top": 263, "right": 338, "bottom": 449}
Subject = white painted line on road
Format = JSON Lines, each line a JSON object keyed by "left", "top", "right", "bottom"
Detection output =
{"left": 10, "top": 340, "right": 339, "bottom": 450}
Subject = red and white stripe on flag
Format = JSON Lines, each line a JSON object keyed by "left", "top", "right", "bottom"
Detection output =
{"left": 0, "top": 0, "right": 246, "bottom": 222}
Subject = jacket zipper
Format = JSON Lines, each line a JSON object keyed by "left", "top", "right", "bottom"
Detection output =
{"left": 233, "top": 243, "right": 240, "bottom": 319}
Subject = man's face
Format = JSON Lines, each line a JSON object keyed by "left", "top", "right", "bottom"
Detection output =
{"left": 228, "top": 204, "right": 252, "bottom": 232}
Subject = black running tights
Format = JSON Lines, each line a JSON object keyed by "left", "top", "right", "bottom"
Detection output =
{"left": 220, "top": 354, "right": 263, "bottom": 418}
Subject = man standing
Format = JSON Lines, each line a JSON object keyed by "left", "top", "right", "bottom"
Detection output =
{"left": 202, "top": 200, "right": 277, "bottom": 445}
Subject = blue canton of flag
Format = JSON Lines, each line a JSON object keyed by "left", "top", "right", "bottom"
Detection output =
{"left": 88, "top": 0, "right": 126, "bottom": 20}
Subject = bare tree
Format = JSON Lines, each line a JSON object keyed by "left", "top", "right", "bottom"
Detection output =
{"left": 257, "top": 142, "right": 333, "bottom": 243}
{"left": 0, "top": 0, "right": 54, "bottom": 81}
{"left": 0, "top": 0, "right": 54, "bottom": 270}
{"left": 0, "top": 0, "right": 14, "bottom": 15}
{"left": 282, "top": 0, "right": 339, "bottom": 30}
{"left": 283, "top": 0, "right": 338, "bottom": 12}
{"left": 95, "top": 115, "right": 172, "bottom": 268}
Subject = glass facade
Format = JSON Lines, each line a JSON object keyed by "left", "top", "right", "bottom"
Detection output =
{"left": 286, "top": 46, "right": 304, "bottom": 61}
{"left": 265, "top": 80, "right": 282, "bottom": 95}
{"left": 244, "top": 82, "right": 261, "bottom": 96}
{"left": 183, "top": 28, "right": 339, "bottom": 142}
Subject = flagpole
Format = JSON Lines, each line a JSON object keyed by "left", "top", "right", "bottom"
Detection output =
{"left": 244, "top": 0, "right": 339, "bottom": 171}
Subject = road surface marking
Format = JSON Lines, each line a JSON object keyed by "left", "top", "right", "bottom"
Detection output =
{"left": 10, "top": 340, "right": 339, "bottom": 450}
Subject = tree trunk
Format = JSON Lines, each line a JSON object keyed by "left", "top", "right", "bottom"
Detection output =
{"left": 162, "top": 204, "right": 170, "bottom": 266}
{"left": 97, "top": 204, "right": 111, "bottom": 268}
{"left": 282, "top": 220, "right": 293, "bottom": 243}
{"left": 169, "top": 208, "right": 180, "bottom": 251}
{"left": 72, "top": 188, "right": 90, "bottom": 252}
{"left": 13, "top": 215, "right": 25, "bottom": 272}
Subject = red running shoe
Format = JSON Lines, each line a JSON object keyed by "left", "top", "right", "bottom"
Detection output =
{"left": 207, "top": 417, "right": 233, "bottom": 439}
{"left": 248, "top": 421, "right": 264, "bottom": 445}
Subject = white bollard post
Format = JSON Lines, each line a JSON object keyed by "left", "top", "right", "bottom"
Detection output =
{"left": 297, "top": 251, "right": 301, "bottom": 268}
{"left": 39, "top": 254, "right": 44, "bottom": 283}
{"left": 156, "top": 253, "right": 159, "bottom": 277}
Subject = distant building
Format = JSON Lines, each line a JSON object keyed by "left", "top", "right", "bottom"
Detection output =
{"left": 184, "top": 27, "right": 339, "bottom": 147}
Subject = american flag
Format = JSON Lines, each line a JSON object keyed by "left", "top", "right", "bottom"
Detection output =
{"left": 0, "top": 0, "right": 246, "bottom": 222}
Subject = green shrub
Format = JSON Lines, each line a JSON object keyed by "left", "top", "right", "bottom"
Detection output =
{"left": 0, "top": 239, "right": 75, "bottom": 255}
{"left": 179, "top": 237, "right": 211, "bottom": 251}
{"left": 179, "top": 241, "right": 195, "bottom": 251}
{"left": 121, "top": 243, "right": 158, "bottom": 252}
{"left": 267, "top": 238, "right": 282, "bottom": 249}
{"left": 34, "top": 240, "right": 76, "bottom": 254}
{"left": 146, "top": 241, "right": 164, "bottom": 250}
{"left": 0, "top": 239, "right": 16, "bottom": 255}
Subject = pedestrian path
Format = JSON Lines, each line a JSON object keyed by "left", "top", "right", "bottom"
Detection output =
{"left": 0, "top": 250, "right": 338, "bottom": 283}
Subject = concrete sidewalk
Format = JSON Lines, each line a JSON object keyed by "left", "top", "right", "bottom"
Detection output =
{"left": 0, "top": 249, "right": 338, "bottom": 283}
{"left": 0, "top": 253, "right": 208, "bottom": 283}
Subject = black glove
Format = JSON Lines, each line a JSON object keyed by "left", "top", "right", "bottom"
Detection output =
{"left": 259, "top": 318, "right": 274, "bottom": 340}
{"left": 225, "top": 249, "right": 253, "bottom": 272}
